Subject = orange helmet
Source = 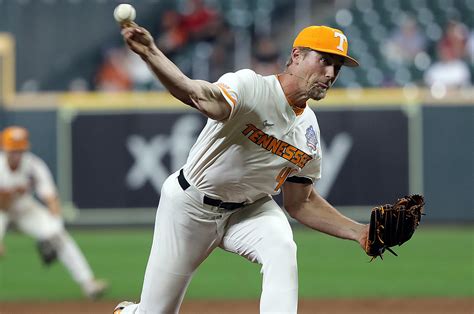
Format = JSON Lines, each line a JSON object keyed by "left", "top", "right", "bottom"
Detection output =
{"left": 2, "top": 126, "right": 30, "bottom": 151}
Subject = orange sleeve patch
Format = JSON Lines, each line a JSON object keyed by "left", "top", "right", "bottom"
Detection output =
{"left": 216, "top": 83, "right": 237, "bottom": 107}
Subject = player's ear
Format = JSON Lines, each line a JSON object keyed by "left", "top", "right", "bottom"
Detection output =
{"left": 290, "top": 48, "right": 298, "bottom": 62}
{"left": 291, "top": 47, "right": 303, "bottom": 65}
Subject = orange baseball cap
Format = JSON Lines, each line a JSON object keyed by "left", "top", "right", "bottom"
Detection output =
{"left": 2, "top": 126, "right": 30, "bottom": 151}
{"left": 293, "top": 26, "right": 359, "bottom": 67}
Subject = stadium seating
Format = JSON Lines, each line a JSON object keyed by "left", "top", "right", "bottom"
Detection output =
{"left": 0, "top": 0, "right": 471, "bottom": 90}
{"left": 330, "top": 0, "right": 473, "bottom": 87}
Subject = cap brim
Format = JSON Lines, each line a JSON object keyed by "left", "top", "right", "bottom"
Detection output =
{"left": 342, "top": 55, "right": 359, "bottom": 67}
{"left": 311, "top": 48, "right": 360, "bottom": 67}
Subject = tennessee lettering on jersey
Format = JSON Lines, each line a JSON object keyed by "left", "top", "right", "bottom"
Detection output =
{"left": 242, "top": 124, "right": 312, "bottom": 168}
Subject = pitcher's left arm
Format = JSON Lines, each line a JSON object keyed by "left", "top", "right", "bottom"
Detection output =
{"left": 282, "top": 181, "right": 368, "bottom": 249}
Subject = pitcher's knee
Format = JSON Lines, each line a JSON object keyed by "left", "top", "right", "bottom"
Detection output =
{"left": 261, "top": 239, "right": 297, "bottom": 268}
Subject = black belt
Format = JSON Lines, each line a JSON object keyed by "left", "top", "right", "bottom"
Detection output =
{"left": 178, "top": 169, "right": 246, "bottom": 210}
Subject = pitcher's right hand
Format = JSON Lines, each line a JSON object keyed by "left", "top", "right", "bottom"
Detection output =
{"left": 121, "top": 23, "right": 156, "bottom": 57}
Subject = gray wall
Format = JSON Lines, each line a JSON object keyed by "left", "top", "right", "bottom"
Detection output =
{"left": 423, "top": 105, "right": 474, "bottom": 221}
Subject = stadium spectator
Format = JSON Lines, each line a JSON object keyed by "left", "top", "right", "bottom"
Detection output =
{"left": 252, "top": 37, "right": 281, "bottom": 76}
{"left": 424, "top": 43, "right": 471, "bottom": 88}
{"left": 382, "top": 14, "right": 427, "bottom": 65}
{"left": 437, "top": 20, "right": 469, "bottom": 61}
{"left": 96, "top": 47, "right": 155, "bottom": 91}
{"left": 0, "top": 126, "right": 108, "bottom": 299}
{"left": 95, "top": 47, "right": 132, "bottom": 91}
{"left": 156, "top": 10, "right": 189, "bottom": 59}
{"left": 424, "top": 20, "right": 472, "bottom": 89}
{"left": 124, "top": 49, "right": 157, "bottom": 91}
{"left": 182, "top": 0, "right": 221, "bottom": 43}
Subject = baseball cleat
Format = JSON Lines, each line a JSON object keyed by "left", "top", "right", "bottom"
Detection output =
{"left": 84, "top": 278, "right": 109, "bottom": 300}
{"left": 113, "top": 301, "right": 136, "bottom": 314}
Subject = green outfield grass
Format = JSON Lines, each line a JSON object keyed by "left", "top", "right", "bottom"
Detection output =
{"left": 0, "top": 226, "right": 472, "bottom": 301}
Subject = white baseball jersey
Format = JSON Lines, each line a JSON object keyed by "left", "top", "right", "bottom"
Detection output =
{"left": 126, "top": 69, "right": 320, "bottom": 314}
{"left": 0, "top": 152, "right": 56, "bottom": 211}
{"left": 184, "top": 69, "right": 322, "bottom": 203}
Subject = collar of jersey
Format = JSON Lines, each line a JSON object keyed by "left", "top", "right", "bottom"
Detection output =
{"left": 290, "top": 103, "right": 305, "bottom": 116}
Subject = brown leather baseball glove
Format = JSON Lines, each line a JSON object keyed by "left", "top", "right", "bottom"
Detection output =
{"left": 365, "top": 194, "right": 425, "bottom": 260}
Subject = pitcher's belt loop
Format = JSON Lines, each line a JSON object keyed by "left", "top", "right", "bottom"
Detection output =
{"left": 178, "top": 169, "right": 246, "bottom": 210}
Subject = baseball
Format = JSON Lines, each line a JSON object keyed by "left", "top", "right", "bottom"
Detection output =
{"left": 113, "top": 4, "right": 136, "bottom": 24}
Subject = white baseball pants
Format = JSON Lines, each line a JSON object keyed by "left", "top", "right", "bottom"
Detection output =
{"left": 126, "top": 171, "right": 298, "bottom": 314}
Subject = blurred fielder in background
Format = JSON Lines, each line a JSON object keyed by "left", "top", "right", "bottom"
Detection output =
{"left": 0, "top": 126, "right": 107, "bottom": 299}
{"left": 114, "top": 22, "right": 368, "bottom": 314}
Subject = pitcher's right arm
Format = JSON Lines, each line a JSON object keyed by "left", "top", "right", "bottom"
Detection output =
{"left": 121, "top": 24, "right": 231, "bottom": 121}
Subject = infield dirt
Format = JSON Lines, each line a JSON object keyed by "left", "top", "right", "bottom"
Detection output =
{"left": 1, "top": 298, "right": 472, "bottom": 314}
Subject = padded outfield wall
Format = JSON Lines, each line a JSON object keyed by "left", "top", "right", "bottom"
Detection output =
{"left": 0, "top": 89, "right": 472, "bottom": 224}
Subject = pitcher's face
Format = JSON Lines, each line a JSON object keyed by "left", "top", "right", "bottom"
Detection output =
{"left": 295, "top": 50, "right": 343, "bottom": 100}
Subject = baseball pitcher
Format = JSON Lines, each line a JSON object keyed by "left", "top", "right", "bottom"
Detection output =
{"left": 114, "top": 24, "right": 368, "bottom": 314}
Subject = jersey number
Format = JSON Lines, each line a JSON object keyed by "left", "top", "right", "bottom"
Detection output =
{"left": 274, "top": 167, "right": 297, "bottom": 192}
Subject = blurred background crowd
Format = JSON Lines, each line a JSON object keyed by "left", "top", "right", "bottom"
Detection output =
{"left": 0, "top": 0, "right": 472, "bottom": 95}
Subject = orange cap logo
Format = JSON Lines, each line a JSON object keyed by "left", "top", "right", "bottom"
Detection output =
{"left": 293, "top": 26, "right": 359, "bottom": 67}
{"left": 2, "top": 126, "right": 30, "bottom": 152}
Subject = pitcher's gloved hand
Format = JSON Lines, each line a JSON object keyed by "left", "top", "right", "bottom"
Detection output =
{"left": 365, "top": 194, "right": 425, "bottom": 260}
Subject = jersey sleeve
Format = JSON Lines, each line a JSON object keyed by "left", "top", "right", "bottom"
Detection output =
{"left": 214, "top": 69, "right": 258, "bottom": 120}
{"left": 288, "top": 156, "right": 322, "bottom": 184}
{"left": 30, "top": 155, "right": 57, "bottom": 200}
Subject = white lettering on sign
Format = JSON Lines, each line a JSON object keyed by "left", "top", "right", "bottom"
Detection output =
{"left": 125, "top": 115, "right": 203, "bottom": 193}
{"left": 314, "top": 132, "right": 353, "bottom": 198}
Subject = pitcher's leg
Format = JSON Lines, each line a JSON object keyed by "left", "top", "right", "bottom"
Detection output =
{"left": 221, "top": 198, "right": 298, "bottom": 314}
{"left": 136, "top": 174, "right": 221, "bottom": 314}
